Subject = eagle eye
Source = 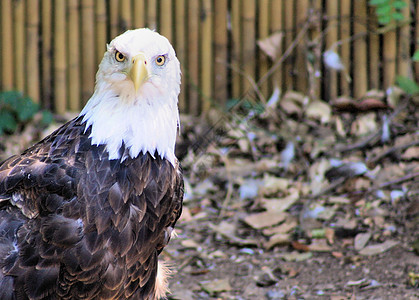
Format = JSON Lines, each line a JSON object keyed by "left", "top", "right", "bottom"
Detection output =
{"left": 115, "top": 51, "right": 126, "bottom": 62}
{"left": 155, "top": 55, "right": 166, "bottom": 66}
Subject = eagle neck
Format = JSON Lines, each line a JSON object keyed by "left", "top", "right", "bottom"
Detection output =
{"left": 79, "top": 90, "right": 179, "bottom": 166}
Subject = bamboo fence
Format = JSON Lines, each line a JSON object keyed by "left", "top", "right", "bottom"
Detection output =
{"left": 0, "top": 0, "right": 418, "bottom": 115}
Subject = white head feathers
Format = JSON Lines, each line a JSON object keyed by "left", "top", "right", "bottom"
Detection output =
{"left": 80, "top": 28, "right": 181, "bottom": 165}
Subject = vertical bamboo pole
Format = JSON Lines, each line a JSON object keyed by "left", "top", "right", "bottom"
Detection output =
{"left": 295, "top": 0, "right": 309, "bottom": 94}
{"left": 1, "top": 0, "right": 14, "bottom": 90}
{"left": 231, "top": 0, "right": 242, "bottom": 99}
{"left": 41, "top": 0, "right": 53, "bottom": 109}
{"left": 214, "top": 0, "right": 228, "bottom": 107}
{"left": 308, "top": 0, "right": 323, "bottom": 99}
{"left": 26, "top": 0, "right": 40, "bottom": 103}
{"left": 325, "top": 0, "right": 338, "bottom": 99}
{"left": 81, "top": 0, "right": 95, "bottom": 104}
{"left": 133, "top": 0, "right": 145, "bottom": 29}
{"left": 187, "top": 0, "right": 200, "bottom": 114}
{"left": 147, "top": 0, "right": 157, "bottom": 30}
{"left": 54, "top": 0, "right": 67, "bottom": 113}
{"left": 367, "top": 4, "right": 380, "bottom": 89}
{"left": 397, "top": 4, "right": 410, "bottom": 78}
{"left": 68, "top": 0, "right": 80, "bottom": 111}
{"left": 383, "top": 32, "right": 397, "bottom": 88}
{"left": 353, "top": 0, "right": 367, "bottom": 98}
{"left": 160, "top": 0, "right": 173, "bottom": 42}
{"left": 200, "top": 0, "right": 213, "bottom": 114}
{"left": 242, "top": 0, "right": 256, "bottom": 99}
{"left": 258, "top": 0, "right": 270, "bottom": 98}
{"left": 339, "top": 0, "right": 351, "bottom": 95}
{"left": 120, "top": 0, "right": 132, "bottom": 32}
{"left": 270, "top": 0, "right": 282, "bottom": 92}
{"left": 174, "top": 0, "right": 186, "bottom": 112}
{"left": 96, "top": 0, "right": 107, "bottom": 67}
{"left": 283, "top": 0, "right": 294, "bottom": 90}
{"left": 109, "top": 0, "right": 119, "bottom": 37}
{"left": 13, "top": 0, "right": 25, "bottom": 93}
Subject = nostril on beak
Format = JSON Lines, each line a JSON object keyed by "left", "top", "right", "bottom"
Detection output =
{"left": 133, "top": 58, "right": 146, "bottom": 65}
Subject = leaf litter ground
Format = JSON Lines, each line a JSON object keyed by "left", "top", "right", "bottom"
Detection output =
{"left": 168, "top": 91, "right": 418, "bottom": 299}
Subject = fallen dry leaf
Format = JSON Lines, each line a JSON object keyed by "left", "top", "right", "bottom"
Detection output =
{"left": 255, "top": 267, "right": 279, "bottom": 287}
{"left": 257, "top": 32, "right": 283, "bottom": 60}
{"left": 358, "top": 240, "right": 399, "bottom": 256}
{"left": 261, "top": 191, "right": 299, "bottom": 213}
{"left": 346, "top": 278, "right": 370, "bottom": 286}
{"left": 306, "top": 100, "right": 331, "bottom": 123}
{"left": 209, "top": 222, "right": 259, "bottom": 247}
{"left": 291, "top": 241, "right": 310, "bottom": 252}
{"left": 356, "top": 98, "right": 388, "bottom": 111}
{"left": 180, "top": 239, "right": 201, "bottom": 250}
{"left": 308, "top": 239, "right": 333, "bottom": 252}
{"left": 265, "top": 233, "right": 290, "bottom": 249}
{"left": 331, "top": 251, "right": 344, "bottom": 258}
{"left": 262, "top": 218, "right": 297, "bottom": 236}
{"left": 208, "top": 250, "right": 228, "bottom": 259}
{"left": 244, "top": 211, "right": 287, "bottom": 229}
{"left": 199, "top": 278, "right": 232, "bottom": 295}
{"left": 351, "top": 112, "right": 378, "bottom": 136}
{"left": 260, "top": 175, "right": 290, "bottom": 195}
{"left": 332, "top": 96, "right": 357, "bottom": 111}
{"left": 402, "top": 146, "right": 419, "bottom": 160}
{"left": 354, "top": 232, "right": 372, "bottom": 251}
{"left": 278, "top": 251, "right": 313, "bottom": 262}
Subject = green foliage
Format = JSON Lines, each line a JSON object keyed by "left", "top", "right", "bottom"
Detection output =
{"left": 0, "top": 91, "right": 52, "bottom": 135}
{"left": 394, "top": 49, "right": 419, "bottom": 96}
{"left": 395, "top": 76, "right": 419, "bottom": 95}
{"left": 369, "top": 2, "right": 419, "bottom": 97}
{"left": 369, "top": 0, "right": 407, "bottom": 25}
{"left": 226, "top": 98, "right": 265, "bottom": 115}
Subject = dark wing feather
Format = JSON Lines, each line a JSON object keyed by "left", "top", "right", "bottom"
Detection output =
{"left": 0, "top": 117, "right": 87, "bottom": 298}
{"left": 0, "top": 116, "right": 184, "bottom": 299}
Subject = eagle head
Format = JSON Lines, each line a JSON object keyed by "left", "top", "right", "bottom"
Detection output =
{"left": 96, "top": 29, "right": 180, "bottom": 102}
{"left": 81, "top": 29, "right": 181, "bottom": 165}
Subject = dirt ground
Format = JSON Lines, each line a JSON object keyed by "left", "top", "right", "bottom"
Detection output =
{"left": 164, "top": 216, "right": 418, "bottom": 300}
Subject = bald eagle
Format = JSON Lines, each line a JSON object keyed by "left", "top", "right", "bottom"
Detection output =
{"left": 0, "top": 29, "right": 183, "bottom": 299}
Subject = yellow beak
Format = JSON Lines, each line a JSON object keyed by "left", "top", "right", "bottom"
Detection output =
{"left": 129, "top": 53, "right": 148, "bottom": 92}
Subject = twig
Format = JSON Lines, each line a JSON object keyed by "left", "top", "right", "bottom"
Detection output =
{"left": 224, "top": 61, "right": 266, "bottom": 104}
{"left": 309, "top": 177, "right": 347, "bottom": 199}
{"left": 367, "top": 140, "right": 419, "bottom": 166}
{"left": 374, "top": 172, "right": 419, "bottom": 190}
{"left": 346, "top": 172, "right": 419, "bottom": 198}
{"left": 335, "top": 130, "right": 381, "bottom": 153}
{"left": 329, "top": 31, "right": 368, "bottom": 50}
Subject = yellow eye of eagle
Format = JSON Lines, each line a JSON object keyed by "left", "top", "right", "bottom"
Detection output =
{"left": 115, "top": 51, "right": 125, "bottom": 62}
{"left": 155, "top": 55, "right": 166, "bottom": 66}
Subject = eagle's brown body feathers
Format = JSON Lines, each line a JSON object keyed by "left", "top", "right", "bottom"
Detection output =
{"left": 0, "top": 117, "right": 184, "bottom": 299}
